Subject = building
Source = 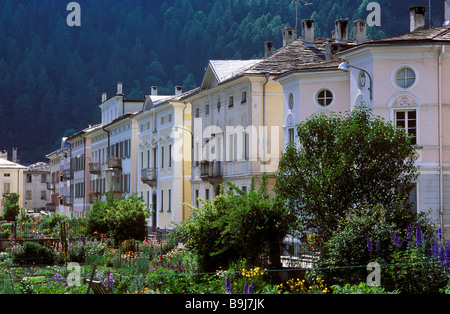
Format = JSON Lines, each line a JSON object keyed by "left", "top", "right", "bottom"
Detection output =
{"left": 0, "top": 150, "right": 26, "bottom": 218}
{"left": 23, "top": 162, "right": 51, "bottom": 213}
{"left": 275, "top": 4, "right": 450, "bottom": 235}
{"left": 135, "top": 86, "right": 193, "bottom": 230}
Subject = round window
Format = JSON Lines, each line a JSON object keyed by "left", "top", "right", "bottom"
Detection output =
{"left": 395, "top": 67, "right": 416, "bottom": 89}
{"left": 288, "top": 93, "right": 294, "bottom": 110}
{"left": 316, "top": 88, "right": 334, "bottom": 107}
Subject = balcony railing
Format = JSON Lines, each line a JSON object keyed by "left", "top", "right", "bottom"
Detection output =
{"left": 62, "top": 170, "right": 73, "bottom": 180}
{"left": 141, "top": 168, "right": 157, "bottom": 187}
{"left": 108, "top": 157, "right": 122, "bottom": 170}
{"left": 200, "top": 161, "right": 222, "bottom": 180}
{"left": 89, "top": 162, "right": 101, "bottom": 175}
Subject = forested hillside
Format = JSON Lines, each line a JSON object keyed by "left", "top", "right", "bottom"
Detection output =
{"left": 0, "top": 0, "right": 443, "bottom": 163}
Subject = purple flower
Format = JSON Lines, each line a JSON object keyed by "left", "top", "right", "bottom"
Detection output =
{"left": 415, "top": 225, "right": 422, "bottom": 247}
{"left": 393, "top": 234, "right": 401, "bottom": 247}
{"left": 407, "top": 225, "right": 413, "bottom": 238}
{"left": 54, "top": 272, "right": 63, "bottom": 283}
{"left": 247, "top": 281, "right": 254, "bottom": 294}
{"left": 225, "top": 275, "right": 233, "bottom": 294}
{"left": 243, "top": 283, "right": 247, "bottom": 294}
{"left": 366, "top": 236, "right": 373, "bottom": 252}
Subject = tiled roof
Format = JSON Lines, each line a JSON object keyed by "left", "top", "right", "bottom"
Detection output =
{"left": 27, "top": 162, "right": 50, "bottom": 172}
{"left": 368, "top": 26, "right": 450, "bottom": 43}
{"left": 244, "top": 38, "right": 340, "bottom": 76}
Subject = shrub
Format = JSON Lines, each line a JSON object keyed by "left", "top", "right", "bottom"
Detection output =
{"left": 331, "top": 282, "right": 398, "bottom": 294}
{"left": 2, "top": 193, "right": 21, "bottom": 221}
{"left": 11, "top": 242, "right": 57, "bottom": 265}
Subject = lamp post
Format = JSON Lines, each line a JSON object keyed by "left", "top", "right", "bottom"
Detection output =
{"left": 338, "top": 62, "right": 373, "bottom": 100}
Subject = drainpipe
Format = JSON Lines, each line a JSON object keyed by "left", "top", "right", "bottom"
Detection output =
{"left": 262, "top": 73, "right": 270, "bottom": 174}
{"left": 439, "top": 45, "right": 445, "bottom": 232}
{"left": 80, "top": 133, "right": 86, "bottom": 216}
{"left": 182, "top": 101, "right": 187, "bottom": 222}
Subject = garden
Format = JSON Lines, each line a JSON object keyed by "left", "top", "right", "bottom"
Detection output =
{"left": 1, "top": 106, "right": 450, "bottom": 295}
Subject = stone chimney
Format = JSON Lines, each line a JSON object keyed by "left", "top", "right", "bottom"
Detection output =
{"left": 102, "top": 93, "right": 107, "bottom": 102}
{"left": 334, "top": 20, "right": 349, "bottom": 44}
{"left": 410, "top": 6, "right": 426, "bottom": 32}
{"left": 151, "top": 86, "right": 158, "bottom": 96}
{"left": 175, "top": 86, "right": 183, "bottom": 97}
{"left": 444, "top": 0, "right": 450, "bottom": 26}
{"left": 117, "top": 82, "right": 123, "bottom": 95}
{"left": 282, "top": 27, "right": 297, "bottom": 46}
{"left": 0, "top": 150, "right": 7, "bottom": 160}
{"left": 301, "top": 19, "right": 315, "bottom": 47}
{"left": 353, "top": 20, "right": 367, "bottom": 45}
{"left": 264, "top": 42, "right": 274, "bottom": 58}
{"left": 12, "top": 148, "right": 17, "bottom": 163}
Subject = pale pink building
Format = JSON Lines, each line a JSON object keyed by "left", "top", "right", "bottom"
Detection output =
{"left": 276, "top": 4, "right": 450, "bottom": 236}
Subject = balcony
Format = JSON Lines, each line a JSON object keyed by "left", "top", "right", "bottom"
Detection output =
{"left": 46, "top": 182, "right": 56, "bottom": 191}
{"left": 89, "top": 162, "right": 101, "bottom": 175}
{"left": 108, "top": 157, "right": 122, "bottom": 170}
{"left": 63, "top": 196, "right": 73, "bottom": 206}
{"left": 199, "top": 161, "right": 222, "bottom": 181}
{"left": 141, "top": 168, "right": 158, "bottom": 187}
{"left": 88, "top": 192, "right": 100, "bottom": 203}
{"left": 62, "top": 170, "right": 73, "bottom": 180}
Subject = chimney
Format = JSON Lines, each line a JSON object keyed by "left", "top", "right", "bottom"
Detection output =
{"left": 117, "top": 82, "right": 123, "bottom": 95}
{"left": 0, "top": 150, "right": 7, "bottom": 160}
{"left": 12, "top": 148, "right": 17, "bottom": 163}
{"left": 410, "top": 6, "right": 426, "bottom": 32}
{"left": 102, "top": 93, "right": 107, "bottom": 102}
{"left": 175, "top": 86, "right": 183, "bottom": 97}
{"left": 151, "top": 86, "right": 158, "bottom": 96}
{"left": 353, "top": 20, "right": 367, "bottom": 44}
{"left": 301, "top": 19, "right": 315, "bottom": 47}
{"left": 445, "top": 0, "right": 450, "bottom": 26}
{"left": 282, "top": 27, "right": 297, "bottom": 46}
{"left": 335, "top": 20, "right": 349, "bottom": 44}
{"left": 264, "top": 42, "right": 274, "bottom": 58}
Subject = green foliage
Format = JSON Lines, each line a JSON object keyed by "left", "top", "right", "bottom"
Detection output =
{"left": 323, "top": 202, "right": 416, "bottom": 285}
{"left": 331, "top": 282, "right": 399, "bottom": 294}
{"left": 175, "top": 175, "right": 296, "bottom": 272}
{"left": 2, "top": 193, "right": 21, "bottom": 221}
{"left": 86, "top": 193, "right": 150, "bottom": 243}
{"left": 275, "top": 105, "right": 419, "bottom": 247}
{"left": 11, "top": 242, "right": 57, "bottom": 266}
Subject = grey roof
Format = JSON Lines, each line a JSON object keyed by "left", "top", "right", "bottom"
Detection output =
{"left": 26, "top": 162, "right": 50, "bottom": 172}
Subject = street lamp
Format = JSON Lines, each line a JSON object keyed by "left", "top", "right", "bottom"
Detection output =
{"left": 338, "top": 62, "right": 373, "bottom": 100}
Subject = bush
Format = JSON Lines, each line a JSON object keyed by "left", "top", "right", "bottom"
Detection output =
{"left": 2, "top": 193, "right": 21, "bottom": 221}
{"left": 331, "top": 282, "right": 398, "bottom": 294}
{"left": 11, "top": 242, "right": 57, "bottom": 265}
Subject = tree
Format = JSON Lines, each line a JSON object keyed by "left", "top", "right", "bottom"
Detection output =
{"left": 175, "top": 175, "right": 296, "bottom": 272}
{"left": 2, "top": 193, "right": 21, "bottom": 221}
{"left": 275, "top": 105, "right": 420, "bottom": 250}
{"left": 87, "top": 193, "right": 150, "bottom": 243}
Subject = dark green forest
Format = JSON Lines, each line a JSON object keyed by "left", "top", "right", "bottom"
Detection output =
{"left": 0, "top": 0, "right": 444, "bottom": 163}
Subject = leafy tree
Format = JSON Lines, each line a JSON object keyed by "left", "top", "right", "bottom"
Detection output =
{"left": 87, "top": 193, "right": 150, "bottom": 243}
{"left": 275, "top": 105, "right": 420, "bottom": 251}
{"left": 175, "top": 175, "right": 296, "bottom": 272}
{"left": 2, "top": 193, "right": 20, "bottom": 221}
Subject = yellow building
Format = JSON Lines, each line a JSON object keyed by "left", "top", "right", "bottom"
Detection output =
{"left": 0, "top": 151, "right": 26, "bottom": 217}
{"left": 135, "top": 86, "right": 193, "bottom": 230}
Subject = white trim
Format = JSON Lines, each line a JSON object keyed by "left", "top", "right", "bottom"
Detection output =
{"left": 313, "top": 86, "right": 336, "bottom": 109}
{"left": 391, "top": 64, "right": 419, "bottom": 91}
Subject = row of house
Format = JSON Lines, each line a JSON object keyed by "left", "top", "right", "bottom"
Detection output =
{"left": 45, "top": 3, "right": 450, "bottom": 236}
{"left": 0, "top": 149, "right": 53, "bottom": 216}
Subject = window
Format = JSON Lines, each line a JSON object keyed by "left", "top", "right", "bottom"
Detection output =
{"left": 288, "top": 128, "right": 295, "bottom": 144}
{"left": 168, "top": 189, "right": 171, "bottom": 212}
{"left": 41, "top": 174, "right": 47, "bottom": 183}
{"left": 41, "top": 191, "right": 47, "bottom": 201}
{"left": 195, "top": 107, "right": 200, "bottom": 118}
{"left": 241, "top": 91, "right": 247, "bottom": 104}
{"left": 395, "top": 67, "right": 416, "bottom": 89}
{"left": 26, "top": 190, "right": 31, "bottom": 200}
{"left": 169, "top": 144, "right": 172, "bottom": 168}
{"left": 27, "top": 174, "right": 32, "bottom": 183}
{"left": 160, "top": 190, "right": 164, "bottom": 212}
{"left": 288, "top": 93, "right": 294, "bottom": 110}
{"left": 205, "top": 104, "right": 210, "bottom": 115}
{"left": 4, "top": 173, "right": 10, "bottom": 177}
{"left": 195, "top": 189, "right": 199, "bottom": 207}
{"left": 205, "top": 188, "right": 209, "bottom": 201}
{"left": 161, "top": 147, "right": 164, "bottom": 169}
{"left": 316, "top": 88, "right": 333, "bottom": 107}
{"left": 228, "top": 95, "right": 234, "bottom": 108}
{"left": 395, "top": 110, "right": 417, "bottom": 145}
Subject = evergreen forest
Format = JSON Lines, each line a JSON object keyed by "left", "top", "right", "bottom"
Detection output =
{"left": 0, "top": 0, "right": 444, "bottom": 163}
